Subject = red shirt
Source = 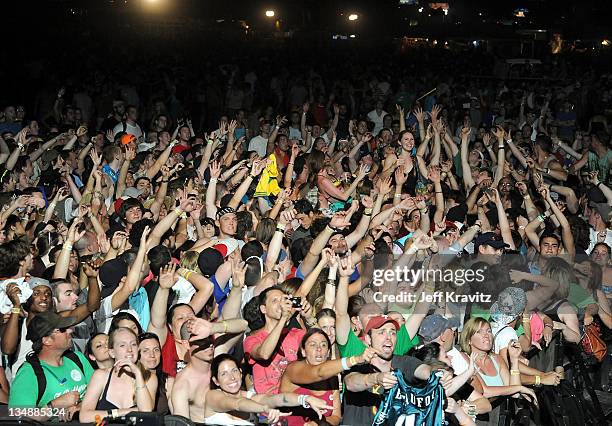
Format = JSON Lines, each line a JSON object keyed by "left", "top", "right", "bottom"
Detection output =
{"left": 244, "top": 327, "right": 305, "bottom": 394}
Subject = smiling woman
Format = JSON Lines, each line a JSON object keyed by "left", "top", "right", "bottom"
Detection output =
{"left": 79, "top": 327, "right": 157, "bottom": 422}
{"left": 204, "top": 353, "right": 335, "bottom": 426}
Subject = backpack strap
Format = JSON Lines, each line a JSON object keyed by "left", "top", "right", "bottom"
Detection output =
{"left": 23, "top": 352, "right": 46, "bottom": 407}
{"left": 63, "top": 351, "right": 85, "bottom": 375}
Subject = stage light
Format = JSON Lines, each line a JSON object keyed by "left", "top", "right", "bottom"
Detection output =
{"left": 348, "top": 14, "right": 359, "bottom": 21}
{"left": 602, "top": 40, "right": 611, "bottom": 46}
{"left": 418, "top": 7, "right": 424, "bottom": 12}
{"left": 265, "top": 10, "right": 275, "bottom": 18}
{"left": 443, "top": 8, "right": 448, "bottom": 15}
{"left": 350, "top": 34, "right": 356, "bottom": 38}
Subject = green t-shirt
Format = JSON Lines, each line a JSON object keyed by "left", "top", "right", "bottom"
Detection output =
{"left": 9, "top": 351, "right": 94, "bottom": 408}
{"left": 568, "top": 283, "right": 597, "bottom": 312}
{"left": 470, "top": 304, "right": 525, "bottom": 336}
{"left": 338, "top": 324, "right": 420, "bottom": 357}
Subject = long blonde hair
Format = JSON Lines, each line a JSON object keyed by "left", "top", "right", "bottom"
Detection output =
{"left": 108, "top": 327, "right": 151, "bottom": 382}
{"left": 460, "top": 317, "right": 490, "bottom": 355}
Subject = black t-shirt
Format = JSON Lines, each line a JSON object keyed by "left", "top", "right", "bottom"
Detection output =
{"left": 342, "top": 355, "right": 423, "bottom": 426}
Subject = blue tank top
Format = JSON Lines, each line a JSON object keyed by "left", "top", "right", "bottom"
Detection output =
{"left": 373, "top": 370, "right": 445, "bottom": 426}
{"left": 477, "top": 355, "right": 504, "bottom": 387}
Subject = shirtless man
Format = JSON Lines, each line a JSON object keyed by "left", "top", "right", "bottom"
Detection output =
{"left": 170, "top": 335, "right": 214, "bottom": 423}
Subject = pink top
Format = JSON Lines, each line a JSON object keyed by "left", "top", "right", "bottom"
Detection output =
{"left": 243, "top": 328, "right": 305, "bottom": 394}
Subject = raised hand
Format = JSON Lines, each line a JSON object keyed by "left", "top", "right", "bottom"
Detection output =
{"left": 395, "top": 165, "right": 408, "bottom": 186}
{"left": 67, "top": 218, "right": 85, "bottom": 243}
{"left": 278, "top": 208, "right": 297, "bottom": 226}
{"left": 158, "top": 263, "right": 178, "bottom": 289}
{"left": 338, "top": 252, "right": 354, "bottom": 277}
{"left": 329, "top": 212, "right": 351, "bottom": 230}
{"left": 377, "top": 176, "right": 393, "bottom": 196}
{"left": 483, "top": 133, "right": 492, "bottom": 147}
{"left": 53, "top": 187, "right": 69, "bottom": 203}
{"left": 492, "top": 126, "right": 505, "bottom": 141}
{"left": 430, "top": 104, "right": 441, "bottom": 123}
{"left": 89, "top": 149, "right": 102, "bottom": 167}
{"left": 124, "top": 145, "right": 136, "bottom": 162}
{"left": 140, "top": 225, "right": 151, "bottom": 246}
{"left": 413, "top": 107, "right": 424, "bottom": 122}
{"left": 111, "top": 231, "right": 128, "bottom": 250}
{"left": 83, "top": 258, "right": 103, "bottom": 278}
{"left": 428, "top": 165, "right": 441, "bottom": 183}
{"left": 251, "top": 159, "right": 267, "bottom": 177}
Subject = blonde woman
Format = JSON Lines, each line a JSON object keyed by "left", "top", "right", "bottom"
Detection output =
{"left": 80, "top": 327, "right": 157, "bottom": 422}
{"left": 459, "top": 318, "right": 536, "bottom": 406}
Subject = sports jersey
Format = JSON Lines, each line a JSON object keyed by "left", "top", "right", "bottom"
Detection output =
{"left": 373, "top": 370, "right": 445, "bottom": 426}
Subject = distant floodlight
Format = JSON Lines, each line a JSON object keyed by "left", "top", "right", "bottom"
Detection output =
{"left": 602, "top": 40, "right": 611, "bottom": 46}
{"left": 350, "top": 34, "right": 356, "bottom": 38}
{"left": 443, "top": 8, "right": 449, "bottom": 15}
{"left": 418, "top": 7, "right": 423, "bottom": 13}
{"left": 265, "top": 10, "right": 275, "bottom": 18}
{"left": 348, "top": 14, "right": 359, "bottom": 21}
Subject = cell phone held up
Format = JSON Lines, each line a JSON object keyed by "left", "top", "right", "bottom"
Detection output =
{"left": 289, "top": 296, "right": 302, "bottom": 309}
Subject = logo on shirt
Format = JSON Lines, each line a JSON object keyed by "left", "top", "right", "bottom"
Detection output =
{"left": 70, "top": 369, "right": 82, "bottom": 381}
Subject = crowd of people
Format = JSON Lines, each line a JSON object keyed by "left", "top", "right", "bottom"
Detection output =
{"left": 0, "top": 44, "right": 611, "bottom": 425}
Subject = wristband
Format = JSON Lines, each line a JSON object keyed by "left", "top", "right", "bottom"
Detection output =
{"left": 364, "top": 208, "right": 373, "bottom": 216}
{"left": 209, "top": 177, "right": 218, "bottom": 184}
{"left": 326, "top": 224, "right": 341, "bottom": 233}
{"left": 328, "top": 267, "right": 337, "bottom": 281}
{"left": 223, "top": 320, "right": 228, "bottom": 333}
{"left": 394, "top": 193, "right": 402, "bottom": 198}
{"left": 326, "top": 279, "right": 336, "bottom": 287}
{"left": 544, "top": 323, "right": 553, "bottom": 329}
{"left": 174, "top": 208, "right": 184, "bottom": 216}
{"left": 111, "top": 409, "right": 119, "bottom": 418}
{"left": 510, "top": 369, "right": 520, "bottom": 376}
{"left": 537, "top": 214, "right": 545, "bottom": 222}
{"left": 183, "top": 270, "right": 193, "bottom": 281}
{"left": 288, "top": 162, "right": 294, "bottom": 166}
{"left": 135, "top": 384, "right": 146, "bottom": 390}
{"left": 11, "top": 307, "right": 20, "bottom": 314}
{"left": 498, "top": 145, "right": 504, "bottom": 150}
{"left": 341, "top": 357, "right": 350, "bottom": 371}
{"left": 545, "top": 168, "right": 550, "bottom": 175}
{"left": 63, "top": 243, "right": 73, "bottom": 251}
{"left": 507, "top": 139, "right": 513, "bottom": 144}
{"left": 276, "top": 223, "right": 286, "bottom": 232}
{"left": 535, "top": 375, "right": 541, "bottom": 386}
{"left": 420, "top": 208, "right": 428, "bottom": 213}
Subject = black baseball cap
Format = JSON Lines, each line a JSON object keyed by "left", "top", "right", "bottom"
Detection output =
{"left": 474, "top": 232, "right": 509, "bottom": 251}
{"left": 26, "top": 311, "right": 77, "bottom": 342}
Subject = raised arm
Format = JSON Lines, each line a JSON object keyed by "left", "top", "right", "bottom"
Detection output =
{"left": 116, "top": 146, "right": 135, "bottom": 199}
{"left": 334, "top": 255, "right": 353, "bottom": 346}
{"left": 228, "top": 159, "right": 266, "bottom": 211}
{"left": 112, "top": 227, "right": 150, "bottom": 312}
{"left": 460, "top": 127, "right": 475, "bottom": 190}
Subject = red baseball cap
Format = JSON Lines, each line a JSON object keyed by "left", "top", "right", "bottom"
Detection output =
{"left": 364, "top": 315, "right": 400, "bottom": 335}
